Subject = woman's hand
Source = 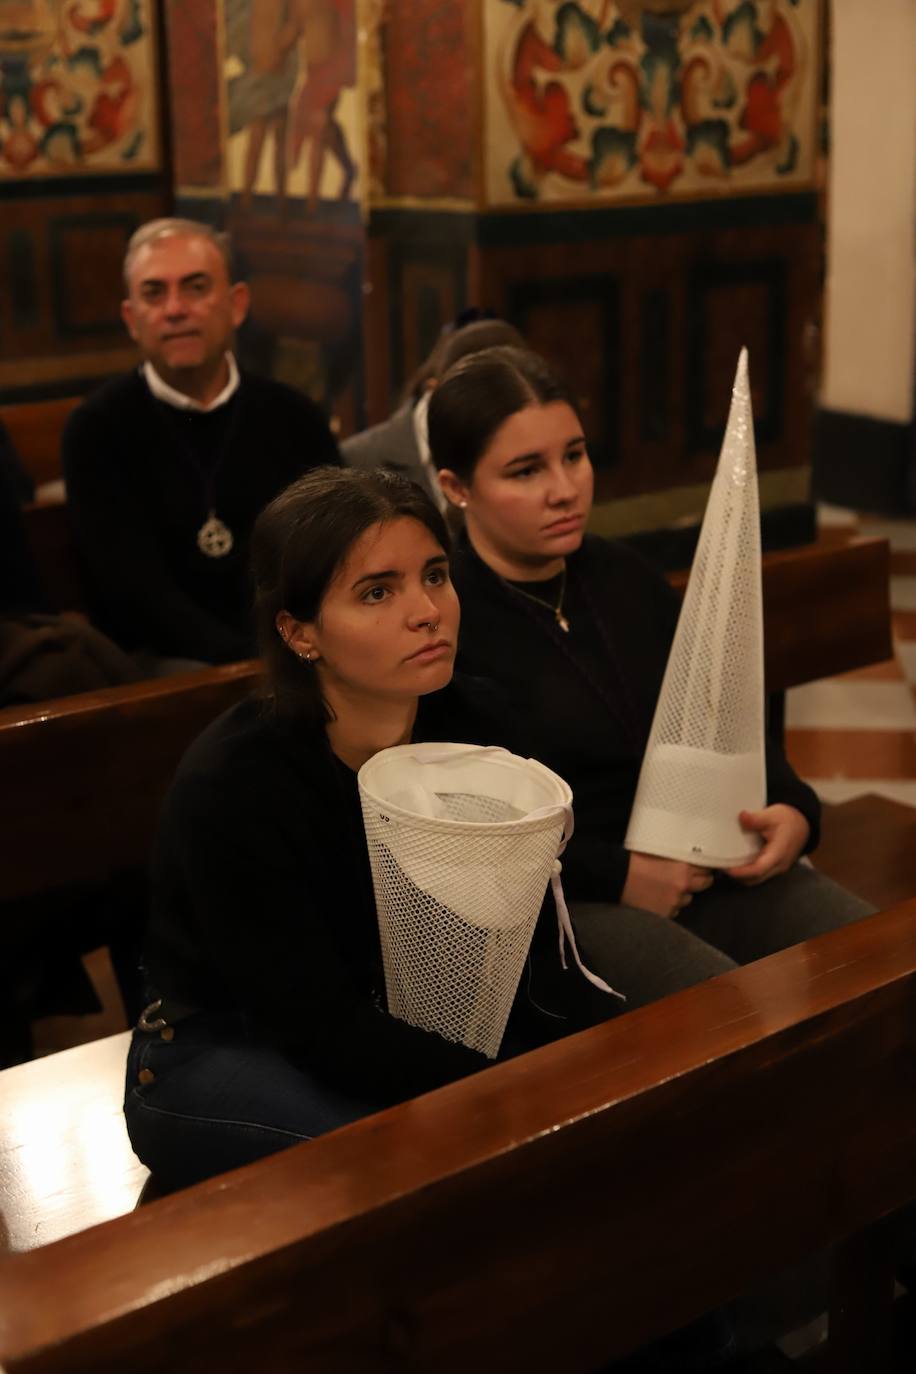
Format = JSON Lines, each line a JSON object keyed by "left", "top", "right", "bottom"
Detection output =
{"left": 622, "top": 852, "right": 714, "bottom": 919}
{"left": 725, "top": 805, "right": 810, "bottom": 886}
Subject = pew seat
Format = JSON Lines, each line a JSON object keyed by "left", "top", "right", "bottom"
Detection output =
{"left": 2, "top": 900, "right": 916, "bottom": 1372}
{"left": 1, "top": 396, "right": 81, "bottom": 491}
{"left": 0, "top": 1032, "right": 142, "bottom": 1255}
{"left": 0, "top": 792, "right": 911, "bottom": 1266}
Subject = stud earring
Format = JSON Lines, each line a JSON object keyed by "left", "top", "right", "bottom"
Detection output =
{"left": 459, "top": 500, "right": 468, "bottom": 509}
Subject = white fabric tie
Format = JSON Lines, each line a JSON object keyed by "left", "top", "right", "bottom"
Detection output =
{"left": 414, "top": 746, "right": 625, "bottom": 1001}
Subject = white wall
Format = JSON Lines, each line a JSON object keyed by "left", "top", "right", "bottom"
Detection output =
{"left": 822, "top": 0, "right": 916, "bottom": 423}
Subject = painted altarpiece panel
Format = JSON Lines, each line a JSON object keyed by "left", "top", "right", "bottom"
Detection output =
{"left": 484, "top": 0, "right": 819, "bottom": 206}
{"left": 0, "top": 0, "right": 161, "bottom": 177}
{"left": 223, "top": 0, "right": 362, "bottom": 212}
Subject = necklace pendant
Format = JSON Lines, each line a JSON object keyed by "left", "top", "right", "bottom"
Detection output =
{"left": 198, "top": 511, "right": 234, "bottom": 559}
{"left": 556, "top": 610, "right": 570, "bottom": 633}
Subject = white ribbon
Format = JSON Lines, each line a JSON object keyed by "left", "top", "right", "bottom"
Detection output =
{"left": 378, "top": 745, "right": 626, "bottom": 1000}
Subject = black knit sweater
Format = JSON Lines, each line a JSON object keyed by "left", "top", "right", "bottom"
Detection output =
{"left": 450, "top": 535, "right": 821, "bottom": 903}
{"left": 143, "top": 685, "right": 586, "bottom": 1106}
{"left": 63, "top": 369, "right": 339, "bottom": 662}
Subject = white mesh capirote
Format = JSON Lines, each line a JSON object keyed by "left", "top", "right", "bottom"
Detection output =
{"left": 625, "top": 347, "right": 766, "bottom": 869}
{"left": 359, "top": 743, "right": 622, "bottom": 1059}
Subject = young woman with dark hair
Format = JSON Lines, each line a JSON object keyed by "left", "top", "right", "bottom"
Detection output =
{"left": 124, "top": 466, "right": 595, "bottom": 1191}
{"left": 428, "top": 347, "right": 873, "bottom": 1008}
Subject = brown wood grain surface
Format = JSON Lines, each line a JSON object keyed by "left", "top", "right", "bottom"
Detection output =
{"left": 1, "top": 900, "right": 916, "bottom": 1373}
{"left": 816, "top": 795, "right": 916, "bottom": 911}
{"left": 0, "top": 661, "right": 260, "bottom": 904}
{"left": 670, "top": 535, "right": 893, "bottom": 690}
{"left": 2, "top": 400, "right": 81, "bottom": 489}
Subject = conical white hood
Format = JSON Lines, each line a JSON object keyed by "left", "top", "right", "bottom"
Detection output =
{"left": 624, "top": 348, "right": 766, "bottom": 869}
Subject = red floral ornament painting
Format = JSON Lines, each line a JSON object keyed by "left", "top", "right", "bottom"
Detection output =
{"left": 485, "top": 0, "right": 818, "bottom": 205}
{"left": 0, "top": 0, "right": 160, "bottom": 176}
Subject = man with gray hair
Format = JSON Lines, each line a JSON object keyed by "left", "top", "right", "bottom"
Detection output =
{"left": 64, "top": 218, "right": 339, "bottom": 668}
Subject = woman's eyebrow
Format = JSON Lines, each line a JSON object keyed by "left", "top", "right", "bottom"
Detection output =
{"left": 351, "top": 552, "right": 448, "bottom": 589}
{"left": 502, "top": 450, "right": 542, "bottom": 469}
{"left": 351, "top": 568, "right": 402, "bottom": 589}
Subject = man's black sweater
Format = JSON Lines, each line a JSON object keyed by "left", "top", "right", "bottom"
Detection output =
{"left": 63, "top": 370, "right": 340, "bottom": 663}
{"left": 451, "top": 535, "right": 821, "bottom": 903}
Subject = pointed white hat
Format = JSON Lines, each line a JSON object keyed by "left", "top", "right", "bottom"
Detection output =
{"left": 625, "top": 348, "right": 766, "bottom": 869}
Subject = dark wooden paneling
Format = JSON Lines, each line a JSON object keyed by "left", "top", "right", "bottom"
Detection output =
{"left": 508, "top": 274, "right": 620, "bottom": 468}
{"left": 49, "top": 214, "right": 138, "bottom": 338}
{"left": 685, "top": 258, "right": 787, "bottom": 452}
{"left": 0, "top": 189, "right": 167, "bottom": 400}
{"left": 387, "top": 245, "right": 467, "bottom": 404}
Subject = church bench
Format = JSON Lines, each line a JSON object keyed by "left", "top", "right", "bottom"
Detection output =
{"left": 1, "top": 396, "right": 80, "bottom": 491}
{"left": 1, "top": 898, "right": 915, "bottom": 1372}
{"left": 0, "top": 1031, "right": 141, "bottom": 1255}
{"left": 21, "top": 497, "right": 86, "bottom": 613}
{"left": 0, "top": 661, "right": 259, "bottom": 906}
{"left": 16, "top": 507, "right": 894, "bottom": 687}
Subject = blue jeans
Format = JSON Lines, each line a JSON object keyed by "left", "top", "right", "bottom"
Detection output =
{"left": 124, "top": 1013, "right": 382, "bottom": 1190}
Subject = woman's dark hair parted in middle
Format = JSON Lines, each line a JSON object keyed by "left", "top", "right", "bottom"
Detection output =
{"left": 252, "top": 466, "right": 450, "bottom": 723}
{"left": 427, "top": 346, "right": 576, "bottom": 483}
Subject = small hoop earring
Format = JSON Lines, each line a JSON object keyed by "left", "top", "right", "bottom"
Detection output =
{"left": 298, "top": 649, "right": 312, "bottom": 663}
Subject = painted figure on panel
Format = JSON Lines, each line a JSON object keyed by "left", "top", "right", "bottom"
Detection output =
{"left": 226, "top": 0, "right": 356, "bottom": 215}
{"left": 489, "top": 0, "right": 815, "bottom": 204}
{"left": 0, "top": 0, "right": 158, "bottom": 175}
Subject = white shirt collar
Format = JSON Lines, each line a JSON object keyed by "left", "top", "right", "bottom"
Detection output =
{"left": 142, "top": 353, "right": 240, "bottom": 413}
{"left": 412, "top": 391, "right": 448, "bottom": 515}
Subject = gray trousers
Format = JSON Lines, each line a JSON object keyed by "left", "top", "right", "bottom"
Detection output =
{"left": 571, "top": 865, "right": 875, "bottom": 1013}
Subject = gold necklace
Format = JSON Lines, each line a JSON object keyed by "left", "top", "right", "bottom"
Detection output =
{"left": 505, "top": 567, "right": 570, "bottom": 633}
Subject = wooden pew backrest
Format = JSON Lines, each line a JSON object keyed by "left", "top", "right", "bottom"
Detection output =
{"left": 1, "top": 899, "right": 915, "bottom": 1374}
{"left": 670, "top": 535, "right": 892, "bottom": 693}
{"left": 22, "top": 499, "right": 86, "bottom": 612}
{"left": 0, "top": 661, "right": 260, "bottom": 904}
{"left": 2, "top": 398, "right": 81, "bottom": 490}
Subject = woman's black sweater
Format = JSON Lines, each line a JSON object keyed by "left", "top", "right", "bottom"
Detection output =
{"left": 450, "top": 535, "right": 820, "bottom": 903}
{"left": 144, "top": 685, "right": 578, "bottom": 1107}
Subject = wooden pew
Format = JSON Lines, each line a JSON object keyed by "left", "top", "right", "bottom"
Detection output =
{"left": 0, "top": 533, "right": 902, "bottom": 1273}
{"left": 670, "top": 534, "right": 893, "bottom": 691}
{"left": 2, "top": 899, "right": 916, "bottom": 1373}
{"left": 1, "top": 397, "right": 80, "bottom": 491}
{"left": 0, "top": 661, "right": 259, "bottom": 906}
{"left": 17, "top": 506, "right": 894, "bottom": 688}
{"left": 21, "top": 499, "right": 86, "bottom": 613}
{"left": 0, "top": 535, "right": 895, "bottom": 909}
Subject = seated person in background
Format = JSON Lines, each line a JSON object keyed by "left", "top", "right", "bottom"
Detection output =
{"left": 63, "top": 218, "right": 340, "bottom": 671}
{"left": 342, "top": 310, "right": 523, "bottom": 515}
{"left": 428, "top": 346, "right": 874, "bottom": 1010}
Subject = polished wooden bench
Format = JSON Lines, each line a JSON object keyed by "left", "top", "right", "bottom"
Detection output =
{"left": 0, "top": 534, "right": 903, "bottom": 1278}
{"left": 0, "top": 1031, "right": 140, "bottom": 1254}
{"left": 2, "top": 899, "right": 915, "bottom": 1371}
{"left": 0, "top": 661, "right": 260, "bottom": 906}
{"left": 18, "top": 504, "right": 894, "bottom": 684}
{"left": 21, "top": 499, "right": 85, "bottom": 612}
{"left": 1, "top": 396, "right": 80, "bottom": 492}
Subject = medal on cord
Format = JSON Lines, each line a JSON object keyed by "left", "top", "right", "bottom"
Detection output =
{"left": 159, "top": 398, "right": 240, "bottom": 560}
{"left": 197, "top": 509, "right": 233, "bottom": 558}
